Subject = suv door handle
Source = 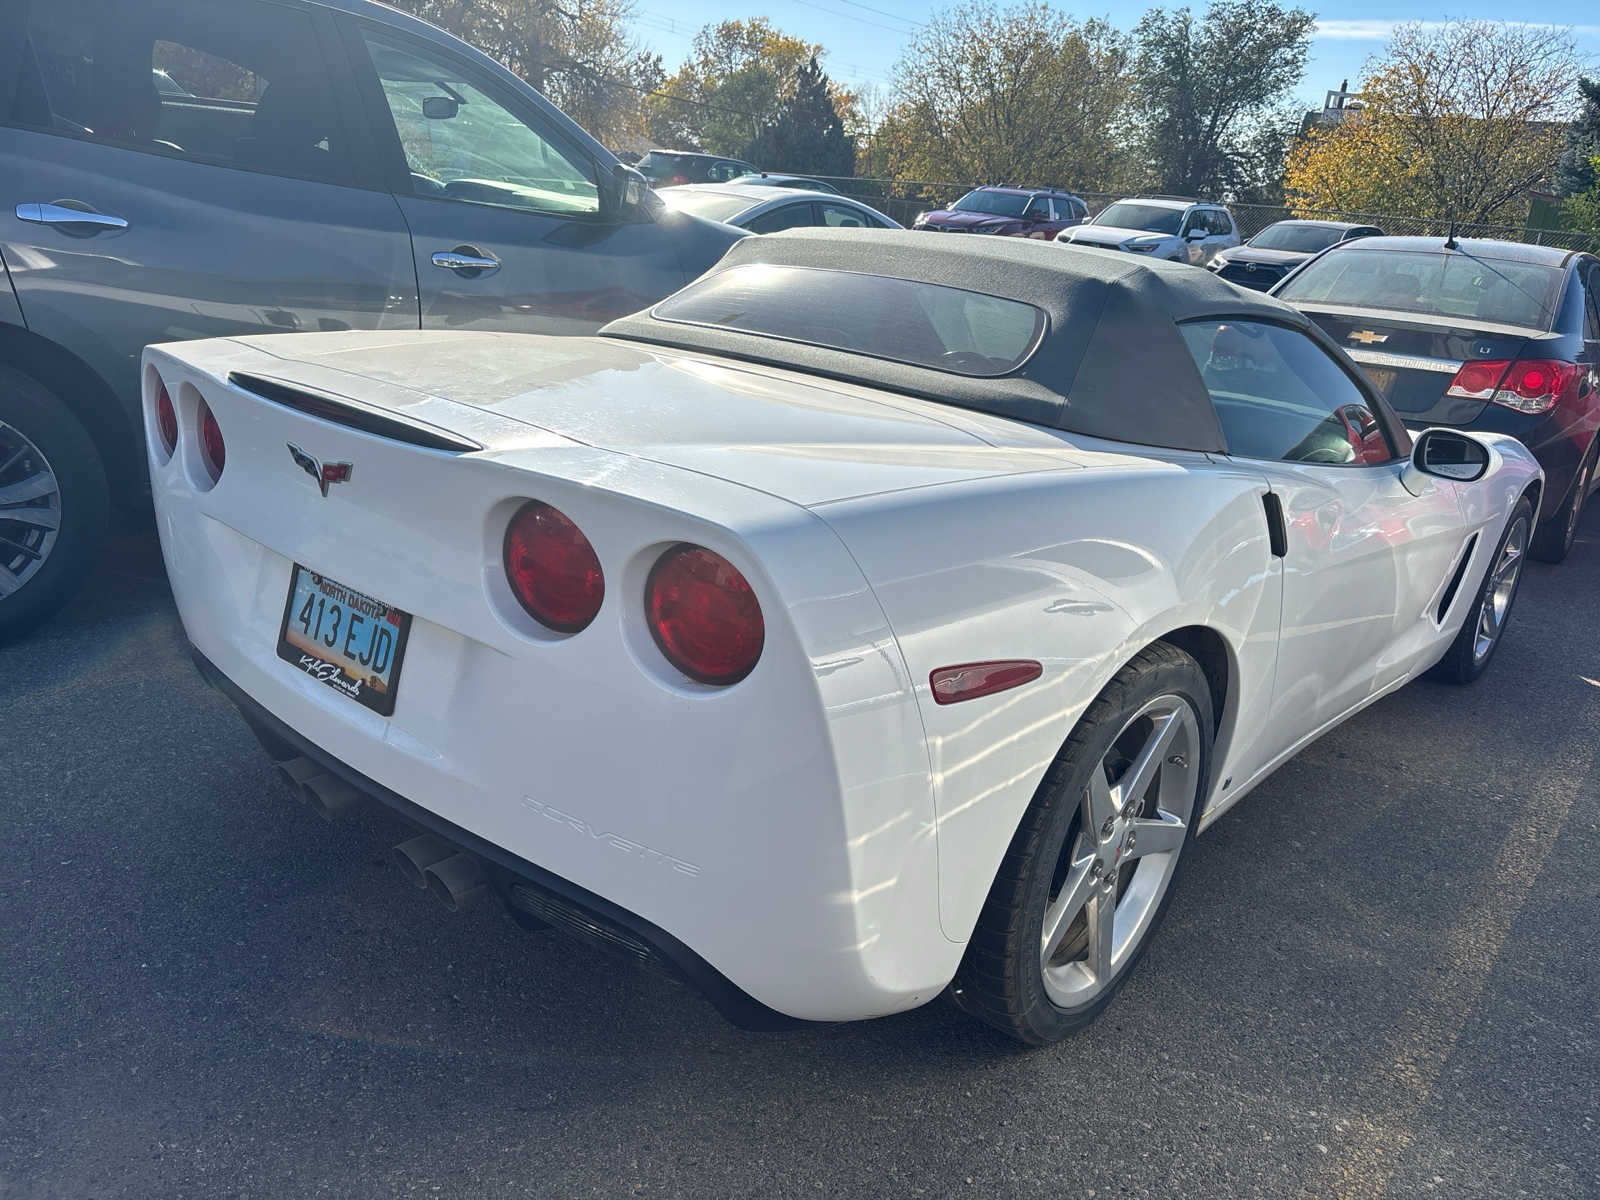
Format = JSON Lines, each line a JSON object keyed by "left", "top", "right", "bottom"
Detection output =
{"left": 431, "top": 248, "right": 500, "bottom": 277}
{"left": 17, "top": 202, "right": 129, "bottom": 231}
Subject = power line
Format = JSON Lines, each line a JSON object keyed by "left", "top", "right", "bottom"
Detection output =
{"left": 789, "top": 0, "right": 918, "bottom": 35}
{"left": 825, "top": 0, "right": 922, "bottom": 29}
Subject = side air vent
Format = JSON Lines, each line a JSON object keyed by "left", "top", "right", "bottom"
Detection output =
{"left": 227, "top": 372, "right": 484, "bottom": 453}
{"left": 1435, "top": 534, "right": 1479, "bottom": 624}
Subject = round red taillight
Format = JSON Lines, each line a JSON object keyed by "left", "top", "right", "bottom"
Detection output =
{"left": 646, "top": 545, "right": 764, "bottom": 685}
{"left": 156, "top": 383, "right": 178, "bottom": 456}
{"left": 1515, "top": 366, "right": 1549, "bottom": 396}
{"left": 198, "top": 398, "right": 225, "bottom": 482}
{"left": 502, "top": 500, "right": 604, "bottom": 632}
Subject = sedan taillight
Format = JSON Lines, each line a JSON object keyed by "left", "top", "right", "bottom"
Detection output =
{"left": 646, "top": 545, "right": 763, "bottom": 685}
{"left": 1445, "top": 359, "right": 1578, "bottom": 415}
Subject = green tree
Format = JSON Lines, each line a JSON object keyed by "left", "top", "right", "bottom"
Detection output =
{"left": 1131, "top": 0, "right": 1315, "bottom": 198}
{"left": 748, "top": 56, "right": 855, "bottom": 177}
{"left": 1567, "top": 156, "right": 1600, "bottom": 236}
{"left": 645, "top": 19, "right": 846, "bottom": 158}
{"left": 1285, "top": 21, "right": 1583, "bottom": 224}
{"left": 1554, "top": 77, "right": 1600, "bottom": 199}
{"left": 883, "top": 2, "right": 1135, "bottom": 192}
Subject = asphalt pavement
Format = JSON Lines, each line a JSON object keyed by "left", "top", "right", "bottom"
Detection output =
{"left": 3, "top": 510, "right": 1598, "bottom": 1199}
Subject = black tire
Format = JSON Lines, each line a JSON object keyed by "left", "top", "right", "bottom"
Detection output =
{"left": 0, "top": 365, "right": 109, "bottom": 639}
{"left": 1428, "top": 496, "right": 1534, "bottom": 684}
{"left": 1530, "top": 436, "right": 1596, "bottom": 564}
{"left": 951, "top": 642, "right": 1214, "bottom": 1045}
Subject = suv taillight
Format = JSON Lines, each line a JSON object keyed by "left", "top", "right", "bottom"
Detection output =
{"left": 156, "top": 383, "right": 178, "bottom": 456}
{"left": 503, "top": 501, "right": 604, "bottom": 633}
{"left": 646, "top": 545, "right": 763, "bottom": 685}
{"left": 197, "top": 398, "right": 225, "bottom": 482}
{"left": 1445, "top": 359, "right": 1578, "bottom": 415}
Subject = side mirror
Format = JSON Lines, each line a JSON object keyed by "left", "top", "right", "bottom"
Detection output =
{"left": 1186, "top": 227, "right": 1208, "bottom": 241}
{"left": 422, "top": 97, "right": 460, "bottom": 120}
{"left": 609, "top": 162, "right": 653, "bottom": 220}
{"left": 1411, "top": 428, "right": 1490, "bottom": 482}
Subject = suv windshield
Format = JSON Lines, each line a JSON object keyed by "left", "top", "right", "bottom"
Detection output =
{"left": 1277, "top": 248, "right": 1564, "bottom": 328}
{"left": 951, "top": 189, "right": 1031, "bottom": 218}
{"left": 653, "top": 264, "right": 1047, "bottom": 377}
{"left": 658, "top": 190, "right": 755, "bottom": 223}
{"left": 1092, "top": 203, "right": 1183, "bottom": 235}
{"left": 1249, "top": 224, "right": 1345, "bottom": 253}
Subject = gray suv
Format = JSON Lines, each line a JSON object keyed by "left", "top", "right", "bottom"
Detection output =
{"left": 0, "top": 0, "right": 743, "bottom": 634}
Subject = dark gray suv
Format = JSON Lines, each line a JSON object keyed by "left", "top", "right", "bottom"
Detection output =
{"left": 0, "top": 0, "right": 743, "bottom": 634}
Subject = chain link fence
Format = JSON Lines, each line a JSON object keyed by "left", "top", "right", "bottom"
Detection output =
{"left": 788, "top": 174, "right": 1600, "bottom": 255}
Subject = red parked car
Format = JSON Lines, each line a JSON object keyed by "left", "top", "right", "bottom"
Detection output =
{"left": 913, "top": 187, "right": 1087, "bottom": 239}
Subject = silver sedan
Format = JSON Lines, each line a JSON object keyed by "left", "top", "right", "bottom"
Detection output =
{"left": 656, "top": 183, "right": 901, "bottom": 234}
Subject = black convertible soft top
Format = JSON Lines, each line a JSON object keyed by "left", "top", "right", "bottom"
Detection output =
{"left": 601, "top": 228, "right": 1323, "bottom": 454}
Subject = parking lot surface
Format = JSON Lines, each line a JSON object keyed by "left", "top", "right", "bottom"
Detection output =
{"left": 4, "top": 513, "right": 1598, "bottom": 1200}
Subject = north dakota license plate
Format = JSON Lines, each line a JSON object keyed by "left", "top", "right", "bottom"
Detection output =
{"left": 276, "top": 565, "right": 412, "bottom": 716}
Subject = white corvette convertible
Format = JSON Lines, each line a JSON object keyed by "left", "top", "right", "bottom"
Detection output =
{"left": 144, "top": 232, "right": 1540, "bottom": 1043}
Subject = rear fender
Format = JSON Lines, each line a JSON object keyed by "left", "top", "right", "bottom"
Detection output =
{"left": 814, "top": 456, "right": 1278, "bottom": 943}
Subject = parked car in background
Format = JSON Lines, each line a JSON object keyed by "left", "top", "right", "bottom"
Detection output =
{"left": 1059, "top": 198, "right": 1239, "bottom": 265}
{"left": 1208, "top": 220, "right": 1383, "bottom": 291}
{"left": 0, "top": 0, "right": 744, "bottom": 636}
{"left": 145, "top": 230, "right": 1538, "bottom": 1045}
{"left": 913, "top": 187, "right": 1087, "bottom": 238}
{"left": 728, "top": 173, "right": 842, "bottom": 194}
{"left": 1274, "top": 237, "right": 1600, "bottom": 562}
{"left": 637, "top": 150, "right": 759, "bottom": 186}
{"left": 657, "top": 184, "right": 900, "bottom": 233}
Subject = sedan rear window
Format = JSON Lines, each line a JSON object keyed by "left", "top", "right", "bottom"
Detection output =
{"left": 1278, "top": 248, "right": 1563, "bottom": 329}
{"left": 652, "top": 264, "right": 1047, "bottom": 377}
{"left": 657, "top": 190, "right": 755, "bottom": 223}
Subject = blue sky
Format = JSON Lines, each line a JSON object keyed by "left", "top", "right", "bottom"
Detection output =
{"left": 628, "top": 3, "right": 1600, "bottom": 110}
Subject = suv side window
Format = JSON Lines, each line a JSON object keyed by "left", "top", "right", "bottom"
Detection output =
{"left": 9, "top": 0, "right": 352, "bottom": 185}
{"left": 1206, "top": 210, "right": 1232, "bottom": 235}
{"left": 1023, "top": 196, "right": 1051, "bottom": 220}
{"left": 707, "top": 160, "right": 745, "bottom": 182}
{"left": 360, "top": 26, "right": 598, "bottom": 216}
{"left": 1179, "top": 209, "right": 1203, "bottom": 236}
{"left": 1179, "top": 319, "right": 1397, "bottom": 466}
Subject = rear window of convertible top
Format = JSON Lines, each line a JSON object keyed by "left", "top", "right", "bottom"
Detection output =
{"left": 651, "top": 263, "right": 1048, "bottom": 378}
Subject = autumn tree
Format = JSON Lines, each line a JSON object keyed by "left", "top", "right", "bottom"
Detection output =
{"left": 1132, "top": 0, "right": 1315, "bottom": 198}
{"left": 383, "top": 0, "right": 661, "bottom": 145}
{"left": 646, "top": 19, "right": 852, "bottom": 160}
{"left": 1285, "top": 21, "right": 1583, "bottom": 224}
{"left": 882, "top": 2, "right": 1134, "bottom": 192}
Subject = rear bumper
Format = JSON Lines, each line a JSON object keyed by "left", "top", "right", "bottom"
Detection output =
{"left": 190, "top": 644, "right": 801, "bottom": 1031}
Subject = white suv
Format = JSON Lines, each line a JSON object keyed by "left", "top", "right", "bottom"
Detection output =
{"left": 1057, "top": 197, "right": 1240, "bottom": 265}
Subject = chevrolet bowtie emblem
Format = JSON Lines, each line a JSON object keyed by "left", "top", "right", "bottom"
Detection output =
{"left": 1348, "top": 329, "right": 1389, "bottom": 345}
{"left": 287, "top": 443, "right": 354, "bottom": 497}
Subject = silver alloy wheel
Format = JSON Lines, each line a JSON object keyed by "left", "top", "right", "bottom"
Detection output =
{"left": 1039, "top": 694, "right": 1201, "bottom": 1009}
{"left": 1473, "top": 514, "right": 1530, "bottom": 664}
{"left": 0, "top": 419, "right": 62, "bottom": 598}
